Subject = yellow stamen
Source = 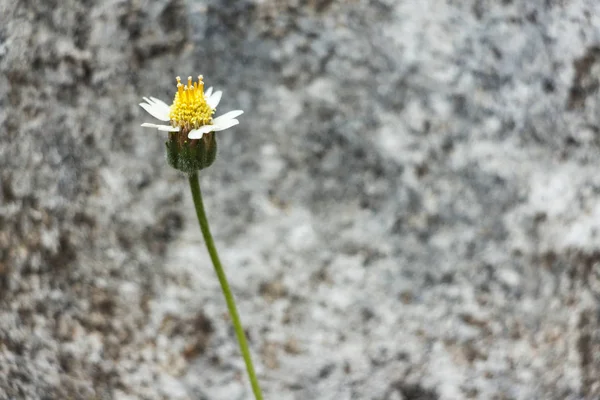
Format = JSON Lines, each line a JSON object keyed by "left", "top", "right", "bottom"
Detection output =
{"left": 169, "top": 75, "right": 214, "bottom": 131}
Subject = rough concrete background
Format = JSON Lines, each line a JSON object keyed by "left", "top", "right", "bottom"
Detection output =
{"left": 1, "top": 0, "right": 600, "bottom": 399}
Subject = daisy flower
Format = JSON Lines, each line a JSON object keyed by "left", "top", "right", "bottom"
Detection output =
{"left": 140, "top": 75, "right": 243, "bottom": 139}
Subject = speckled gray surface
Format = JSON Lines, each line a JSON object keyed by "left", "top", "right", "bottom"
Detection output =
{"left": 1, "top": 0, "right": 600, "bottom": 399}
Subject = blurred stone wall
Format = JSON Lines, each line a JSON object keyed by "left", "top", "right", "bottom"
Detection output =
{"left": 1, "top": 0, "right": 600, "bottom": 399}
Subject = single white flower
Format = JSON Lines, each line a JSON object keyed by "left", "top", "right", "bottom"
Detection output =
{"left": 140, "top": 75, "right": 243, "bottom": 139}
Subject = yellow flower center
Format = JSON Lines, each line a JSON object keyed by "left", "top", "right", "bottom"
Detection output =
{"left": 169, "top": 75, "right": 214, "bottom": 131}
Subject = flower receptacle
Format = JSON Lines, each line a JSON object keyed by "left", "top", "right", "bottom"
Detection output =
{"left": 166, "top": 132, "right": 217, "bottom": 173}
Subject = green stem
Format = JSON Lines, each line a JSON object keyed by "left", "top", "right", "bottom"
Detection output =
{"left": 188, "top": 172, "right": 264, "bottom": 400}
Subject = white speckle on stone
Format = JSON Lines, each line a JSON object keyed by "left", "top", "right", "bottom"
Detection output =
{"left": 159, "top": 373, "right": 189, "bottom": 400}
{"left": 496, "top": 268, "right": 520, "bottom": 288}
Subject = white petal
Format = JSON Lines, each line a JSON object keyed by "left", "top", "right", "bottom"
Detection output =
{"left": 188, "top": 125, "right": 216, "bottom": 139}
{"left": 140, "top": 96, "right": 171, "bottom": 121}
{"left": 212, "top": 110, "right": 244, "bottom": 125}
{"left": 205, "top": 87, "right": 213, "bottom": 98}
{"left": 149, "top": 97, "right": 169, "bottom": 107}
{"left": 212, "top": 119, "right": 239, "bottom": 131}
{"left": 142, "top": 97, "right": 166, "bottom": 112}
{"left": 207, "top": 91, "right": 222, "bottom": 109}
{"left": 157, "top": 126, "right": 179, "bottom": 132}
{"left": 141, "top": 123, "right": 179, "bottom": 132}
{"left": 149, "top": 97, "right": 171, "bottom": 116}
{"left": 140, "top": 101, "right": 170, "bottom": 121}
{"left": 140, "top": 122, "right": 166, "bottom": 128}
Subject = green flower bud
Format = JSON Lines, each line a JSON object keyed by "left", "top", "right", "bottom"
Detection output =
{"left": 166, "top": 132, "right": 217, "bottom": 174}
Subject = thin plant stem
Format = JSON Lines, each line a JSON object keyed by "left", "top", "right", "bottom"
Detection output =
{"left": 188, "top": 172, "right": 264, "bottom": 400}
